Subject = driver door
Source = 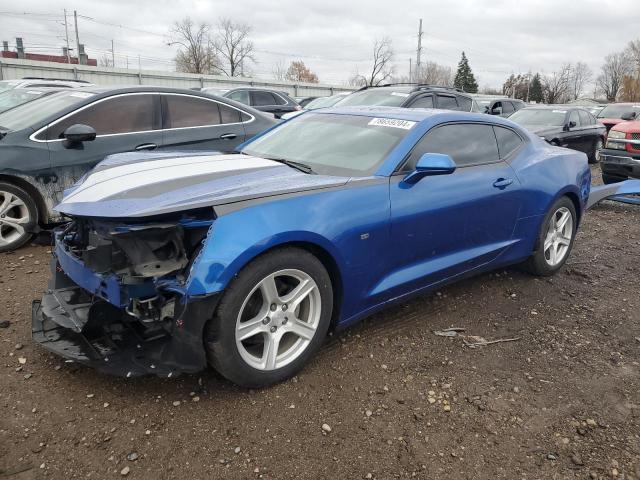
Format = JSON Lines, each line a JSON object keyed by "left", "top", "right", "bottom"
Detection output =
{"left": 379, "top": 123, "right": 522, "bottom": 302}
{"left": 43, "top": 93, "right": 162, "bottom": 204}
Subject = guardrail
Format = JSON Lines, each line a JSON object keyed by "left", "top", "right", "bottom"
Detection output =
{"left": 0, "top": 57, "right": 354, "bottom": 97}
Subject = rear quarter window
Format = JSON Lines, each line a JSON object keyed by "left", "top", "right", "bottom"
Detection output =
{"left": 493, "top": 126, "right": 524, "bottom": 160}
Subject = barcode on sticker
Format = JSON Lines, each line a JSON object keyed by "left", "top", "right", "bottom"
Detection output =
{"left": 368, "top": 118, "right": 416, "bottom": 130}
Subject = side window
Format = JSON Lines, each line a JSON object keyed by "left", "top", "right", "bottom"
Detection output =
{"left": 219, "top": 103, "right": 242, "bottom": 124}
{"left": 47, "top": 94, "right": 155, "bottom": 139}
{"left": 251, "top": 91, "right": 277, "bottom": 106}
{"left": 228, "top": 90, "right": 250, "bottom": 105}
{"left": 457, "top": 96, "right": 472, "bottom": 112}
{"left": 569, "top": 110, "right": 581, "bottom": 127}
{"left": 436, "top": 95, "right": 459, "bottom": 110}
{"left": 514, "top": 101, "right": 526, "bottom": 111}
{"left": 492, "top": 101, "right": 503, "bottom": 114}
{"left": 502, "top": 101, "right": 515, "bottom": 115}
{"left": 494, "top": 126, "right": 524, "bottom": 159}
{"left": 404, "top": 123, "right": 500, "bottom": 170}
{"left": 165, "top": 95, "right": 221, "bottom": 128}
{"left": 408, "top": 95, "right": 434, "bottom": 109}
{"left": 578, "top": 110, "right": 592, "bottom": 126}
{"left": 272, "top": 93, "right": 288, "bottom": 106}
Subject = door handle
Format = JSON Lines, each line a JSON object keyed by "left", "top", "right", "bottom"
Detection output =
{"left": 493, "top": 178, "right": 514, "bottom": 189}
{"left": 219, "top": 133, "right": 237, "bottom": 140}
{"left": 135, "top": 143, "right": 157, "bottom": 151}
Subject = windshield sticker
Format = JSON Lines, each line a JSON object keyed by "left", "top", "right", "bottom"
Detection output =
{"left": 390, "top": 92, "right": 410, "bottom": 97}
{"left": 368, "top": 118, "right": 416, "bottom": 130}
{"left": 69, "top": 92, "right": 94, "bottom": 98}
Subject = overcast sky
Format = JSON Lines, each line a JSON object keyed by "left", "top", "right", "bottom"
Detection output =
{"left": 1, "top": 0, "right": 639, "bottom": 89}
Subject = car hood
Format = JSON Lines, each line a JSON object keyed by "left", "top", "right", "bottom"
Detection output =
{"left": 520, "top": 125, "right": 561, "bottom": 137}
{"left": 598, "top": 117, "right": 625, "bottom": 126}
{"left": 55, "top": 152, "right": 350, "bottom": 218}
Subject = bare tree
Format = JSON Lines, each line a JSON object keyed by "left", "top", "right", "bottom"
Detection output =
{"left": 570, "top": 62, "right": 593, "bottom": 100}
{"left": 597, "top": 51, "right": 633, "bottom": 101}
{"left": 212, "top": 18, "right": 254, "bottom": 77}
{"left": 627, "top": 39, "right": 640, "bottom": 72}
{"left": 365, "top": 37, "right": 394, "bottom": 86}
{"left": 99, "top": 54, "right": 113, "bottom": 68}
{"left": 416, "top": 61, "right": 453, "bottom": 86}
{"left": 543, "top": 64, "right": 572, "bottom": 104}
{"left": 170, "top": 17, "right": 218, "bottom": 74}
{"left": 285, "top": 60, "right": 319, "bottom": 83}
{"left": 272, "top": 60, "right": 287, "bottom": 81}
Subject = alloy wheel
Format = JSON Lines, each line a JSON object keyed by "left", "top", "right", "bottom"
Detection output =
{"left": 235, "top": 269, "right": 321, "bottom": 371}
{"left": 543, "top": 206, "right": 573, "bottom": 266}
{"left": 0, "top": 191, "right": 31, "bottom": 248}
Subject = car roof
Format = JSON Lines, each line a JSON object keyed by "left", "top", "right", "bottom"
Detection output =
{"left": 314, "top": 106, "right": 509, "bottom": 123}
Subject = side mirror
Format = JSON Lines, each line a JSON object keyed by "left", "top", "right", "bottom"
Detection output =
{"left": 565, "top": 121, "right": 577, "bottom": 131}
{"left": 63, "top": 124, "right": 96, "bottom": 148}
{"left": 403, "top": 153, "right": 456, "bottom": 185}
{"left": 621, "top": 111, "right": 637, "bottom": 121}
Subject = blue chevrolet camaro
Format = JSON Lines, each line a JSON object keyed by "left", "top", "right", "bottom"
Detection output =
{"left": 34, "top": 107, "right": 592, "bottom": 387}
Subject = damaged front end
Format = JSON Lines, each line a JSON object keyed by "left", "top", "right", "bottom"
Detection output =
{"left": 32, "top": 214, "right": 219, "bottom": 377}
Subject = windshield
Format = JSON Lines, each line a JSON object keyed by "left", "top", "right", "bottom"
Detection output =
{"left": 335, "top": 88, "right": 411, "bottom": 107}
{"left": 0, "top": 90, "right": 94, "bottom": 132}
{"left": 0, "top": 81, "right": 19, "bottom": 94}
{"left": 305, "top": 95, "right": 347, "bottom": 110}
{"left": 597, "top": 104, "right": 640, "bottom": 119}
{"left": 242, "top": 113, "right": 413, "bottom": 176}
{"left": 509, "top": 108, "right": 566, "bottom": 127}
{"left": 0, "top": 89, "right": 53, "bottom": 114}
{"left": 472, "top": 100, "right": 491, "bottom": 112}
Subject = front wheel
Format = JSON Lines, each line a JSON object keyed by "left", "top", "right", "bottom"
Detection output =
{"left": 205, "top": 247, "right": 333, "bottom": 388}
{"left": 588, "top": 138, "right": 603, "bottom": 164}
{"left": 0, "top": 182, "right": 38, "bottom": 253}
{"left": 523, "top": 197, "right": 577, "bottom": 276}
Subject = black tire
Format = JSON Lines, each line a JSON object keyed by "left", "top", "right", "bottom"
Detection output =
{"left": 205, "top": 247, "right": 333, "bottom": 388}
{"left": 602, "top": 173, "right": 627, "bottom": 184}
{"left": 588, "top": 138, "right": 603, "bottom": 164}
{"left": 0, "top": 182, "right": 38, "bottom": 253}
{"left": 523, "top": 196, "right": 577, "bottom": 276}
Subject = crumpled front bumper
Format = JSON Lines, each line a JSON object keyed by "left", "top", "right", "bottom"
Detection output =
{"left": 32, "top": 261, "right": 220, "bottom": 377}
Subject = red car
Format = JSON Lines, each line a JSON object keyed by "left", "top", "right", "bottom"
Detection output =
{"left": 596, "top": 103, "right": 640, "bottom": 135}
{"left": 600, "top": 120, "right": 640, "bottom": 183}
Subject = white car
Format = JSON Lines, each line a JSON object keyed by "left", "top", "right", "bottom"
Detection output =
{"left": 0, "top": 78, "right": 94, "bottom": 93}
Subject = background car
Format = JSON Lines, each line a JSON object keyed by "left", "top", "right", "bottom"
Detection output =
{"left": 509, "top": 106, "right": 605, "bottom": 163}
{"left": 596, "top": 103, "right": 640, "bottom": 134}
{"left": 0, "top": 77, "right": 93, "bottom": 92}
{"left": 334, "top": 84, "right": 474, "bottom": 111}
{"left": 0, "top": 87, "right": 65, "bottom": 114}
{"left": 471, "top": 96, "right": 526, "bottom": 116}
{"left": 599, "top": 120, "right": 640, "bottom": 183}
{"left": 222, "top": 87, "right": 301, "bottom": 118}
{"left": 294, "top": 96, "right": 318, "bottom": 108}
{"left": 280, "top": 92, "right": 351, "bottom": 120}
{"left": 35, "top": 107, "right": 591, "bottom": 387}
{"left": 0, "top": 86, "right": 277, "bottom": 251}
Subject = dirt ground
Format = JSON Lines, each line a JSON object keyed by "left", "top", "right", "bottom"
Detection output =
{"left": 1, "top": 165, "right": 639, "bottom": 480}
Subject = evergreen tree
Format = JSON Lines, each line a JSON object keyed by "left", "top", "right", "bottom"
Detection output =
{"left": 453, "top": 52, "right": 478, "bottom": 93}
{"left": 529, "top": 73, "right": 544, "bottom": 103}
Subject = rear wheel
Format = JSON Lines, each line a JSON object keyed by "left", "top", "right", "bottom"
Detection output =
{"left": 205, "top": 247, "right": 333, "bottom": 388}
{"left": 588, "top": 138, "right": 603, "bottom": 164}
{"left": 523, "top": 197, "right": 577, "bottom": 276}
{"left": 0, "top": 182, "right": 37, "bottom": 253}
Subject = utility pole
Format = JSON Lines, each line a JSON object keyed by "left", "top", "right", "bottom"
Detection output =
{"left": 111, "top": 39, "right": 115, "bottom": 67}
{"left": 63, "top": 9, "right": 71, "bottom": 64}
{"left": 73, "top": 10, "right": 80, "bottom": 64}
{"left": 409, "top": 58, "right": 412, "bottom": 83}
{"left": 525, "top": 71, "right": 531, "bottom": 103}
{"left": 416, "top": 19, "right": 423, "bottom": 80}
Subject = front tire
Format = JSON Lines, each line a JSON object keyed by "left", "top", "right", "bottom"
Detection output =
{"left": 523, "top": 197, "right": 577, "bottom": 276}
{"left": 0, "top": 182, "right": 37, "bottom": 253}
{"left": 205, "top": 247, "right": 333, "bottom": 388}
{"left": 588, "top": 138, "right": 603, "bottom": 164}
